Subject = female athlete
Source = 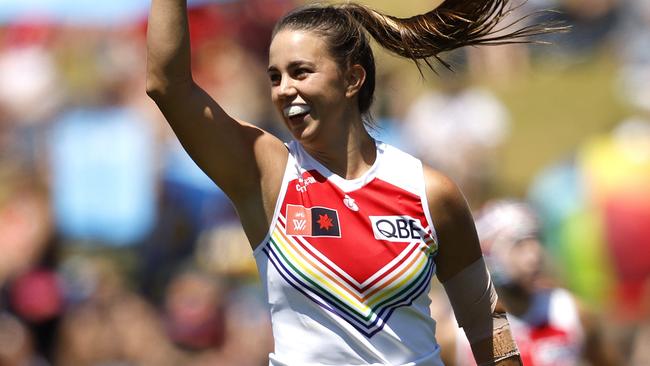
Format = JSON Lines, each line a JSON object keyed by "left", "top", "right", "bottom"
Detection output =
{"left": 146, "top": 1, "right": 554, "bottom": 364}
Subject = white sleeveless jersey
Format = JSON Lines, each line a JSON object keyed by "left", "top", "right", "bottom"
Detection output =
{"left": 253, "top": 141, "right": 443, "bottom": 366}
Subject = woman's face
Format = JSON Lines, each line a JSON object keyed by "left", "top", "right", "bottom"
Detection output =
{"left": 268, "top": 29, "right": 352, "bottom": 144}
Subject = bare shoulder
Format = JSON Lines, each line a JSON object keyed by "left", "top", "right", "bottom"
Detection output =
{"left": 230, "top": 121, "right": 289, "bottom": 247}
{"left": 231, "top": 121, "right": 285, "bottom": 175}
{"left": 249, "top": 124, "right": 289, "bottom": 215}
{"left": 423, "top": 167, "right": 469, "bottom": 223}
{"left": 247, "top": 123, "right": 289, "bottom": 176}
{"left": 422, "top": 166, "right": 482, "bottom": 282}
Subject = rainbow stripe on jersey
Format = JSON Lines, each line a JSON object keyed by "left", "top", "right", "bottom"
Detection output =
{"left": 261, "top": 211, "right": 436, "bottom": 337}
{"left": 254, "top": 141, "right": 444, "bottom": 365}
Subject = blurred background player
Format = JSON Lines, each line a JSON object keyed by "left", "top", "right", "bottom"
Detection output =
{"left": 433, "top": 200, "right": 620, "bottom": 366}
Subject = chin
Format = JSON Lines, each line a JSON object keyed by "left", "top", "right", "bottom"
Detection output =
{"left": 285, "top": 122, "right": 306, "bottom": 139}
{"left": 292, "top": 121, "right": 320, "bottom": 143}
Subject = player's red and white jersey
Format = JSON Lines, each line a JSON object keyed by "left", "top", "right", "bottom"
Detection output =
{"left": 254, "top": 141, "right": 444, "bottom": 366}
{"left": 455, "top": 288, "right": 585, "bottom": 366}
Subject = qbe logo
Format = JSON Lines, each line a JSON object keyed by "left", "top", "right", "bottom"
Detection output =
{"left": 369, "top": 216, "right": 426, "bottom": 243}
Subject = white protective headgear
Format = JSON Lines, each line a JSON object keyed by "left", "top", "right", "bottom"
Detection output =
{"left": 474, "top": 200, "right": 541, "bottom": 286}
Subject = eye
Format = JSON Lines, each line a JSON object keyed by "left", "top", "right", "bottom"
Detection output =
{"left": 293, "top": 67, "right": 311, "bottom": 79}
{"left": 268, "top": 72, "right": 281, "bottom": 86}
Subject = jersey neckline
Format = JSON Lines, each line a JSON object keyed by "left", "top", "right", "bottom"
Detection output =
{"left": 293, "top": 140, "right": 385, "bottom": 193}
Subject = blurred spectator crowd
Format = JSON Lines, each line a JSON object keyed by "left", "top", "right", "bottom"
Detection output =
{"left": 0, "top": 0, "right": 648, "bottom": 365}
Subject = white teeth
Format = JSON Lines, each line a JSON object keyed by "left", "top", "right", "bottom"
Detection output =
{"left": 283, "top": 104, "right": 311, "bottom": 118}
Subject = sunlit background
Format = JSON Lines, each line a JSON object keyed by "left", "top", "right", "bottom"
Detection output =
{"left": 0, "top": 0, "right": 648, "bottom": 365}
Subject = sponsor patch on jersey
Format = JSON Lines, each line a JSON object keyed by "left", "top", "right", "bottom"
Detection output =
{"left": 286, "top": 204, "right": 341, "bottom": 237}
{"left": 295, "top": 176, "right": 317, "bottom": 193}
{"left": 369, "top": 215, "right": 426, "bottom": 243}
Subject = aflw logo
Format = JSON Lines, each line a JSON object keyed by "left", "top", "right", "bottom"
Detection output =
{"left": 286, "top": 204, "right": 341, "bottom": 238}
{"left": 293, "top": 218, "right": 307, "bottom": 231}
{"left": 369, "top": 216, "right": 426, "bottom": 243}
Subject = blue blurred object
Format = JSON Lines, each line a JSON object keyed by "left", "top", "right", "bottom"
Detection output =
{"left": 0, "top": 0, "right": 233, "bottom": 25}
{"left": 369, "top": 117, "right": 410, "bottom": 154}
{"left": 163, "top": 139, "right": 234, "bottom": 230}
{"left": 528, "top": 158, "right": 584, "bottom": 253}
{"left": 49, "top": 107, "right": 156, "bottom": 245}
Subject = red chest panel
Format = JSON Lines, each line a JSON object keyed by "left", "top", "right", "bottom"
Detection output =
{"left": 282, "top": 170, "right": 428, "bottom": 285}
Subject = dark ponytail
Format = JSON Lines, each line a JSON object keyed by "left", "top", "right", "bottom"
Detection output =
{"left": 274, "top": 0, "right": 565, "bottom": 115}
{"left": 341, "top": 0, "right": 563, "bottom": 70}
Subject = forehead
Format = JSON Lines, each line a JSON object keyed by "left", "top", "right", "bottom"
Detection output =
{"left": 268, "top": 29, "right": 334, "bottom": 67}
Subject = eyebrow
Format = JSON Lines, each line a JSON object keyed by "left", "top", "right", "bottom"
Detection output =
{"left": 267, "top": 60, "right": 316, "bottom": 73}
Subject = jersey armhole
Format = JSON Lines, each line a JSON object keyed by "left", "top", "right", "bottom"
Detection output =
{"left": 418, "top": 161, "right": 440, "bottom": 255}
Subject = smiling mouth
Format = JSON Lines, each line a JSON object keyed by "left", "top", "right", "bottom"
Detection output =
{"left": 283, "top": 104, "right": 311, "bottom": 119}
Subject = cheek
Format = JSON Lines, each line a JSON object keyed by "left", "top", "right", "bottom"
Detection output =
{"left": 270, "top": 89, "right": 279, "bottom": 105}
{"left": 270, "top": 93, "right": 284, "bottom": 114}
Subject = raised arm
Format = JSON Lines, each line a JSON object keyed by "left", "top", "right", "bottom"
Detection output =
{"left": 425, "top": 168, "right": 521, "bottom": 366}
{"left": 146, "top": 0, "right": 287, "bottom": 245}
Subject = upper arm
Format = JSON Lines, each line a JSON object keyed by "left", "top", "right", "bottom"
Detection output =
{"left": 148, "top": 82, "right": 288, "bottom": 204}
{"left": 424, "top": 166, "right": 483, "bottom": 282}
{"left": 145, "top": 0, "right": 287, "bottom": 245}
{"left": 425, "top": 167, "right": 521, "bottom": 364}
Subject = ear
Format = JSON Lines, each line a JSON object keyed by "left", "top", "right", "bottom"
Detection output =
{"left": 344, "top": 64, "right": 366, "bottom": 98}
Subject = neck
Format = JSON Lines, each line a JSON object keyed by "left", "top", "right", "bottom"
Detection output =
{"left": 302, "top": 117, "right": 376, "bottom": 180}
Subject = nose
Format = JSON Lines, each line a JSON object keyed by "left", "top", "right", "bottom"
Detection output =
{"left": 277, "top": 76, "right": 297, "bottom": 99}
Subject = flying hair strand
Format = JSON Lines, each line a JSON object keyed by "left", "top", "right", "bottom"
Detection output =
{"left": 338, "top": 0, "right": 569, "bottom": 73}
